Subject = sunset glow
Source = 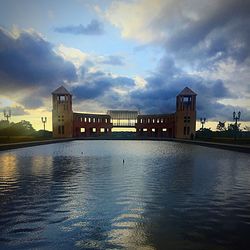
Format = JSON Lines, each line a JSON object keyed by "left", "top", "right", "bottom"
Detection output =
{"left": 0, "top": 0, "right": 249, "bottom": 131}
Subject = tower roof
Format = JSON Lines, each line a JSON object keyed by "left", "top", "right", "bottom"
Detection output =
{"left": 178, "top": 87, "right": 197, "bottom": 96}
{"left": 52, "top": 86, "right": 71, "bottom": 95}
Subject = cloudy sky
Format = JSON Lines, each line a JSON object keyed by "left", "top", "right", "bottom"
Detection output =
{"left": 0, "top": 0, "right": 249, "bottom": 130}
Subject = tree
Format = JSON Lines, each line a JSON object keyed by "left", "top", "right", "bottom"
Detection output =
{"left": 227, "top": 123, "right": 241, "bottom": 131}
{"left": 0, "top": 120, "right": 10, "bottom": 129}
{"left": 217, "top": 121, "right": 226, "bottom": 131}
{"left": 12, "top": 120, "right": 35, "bottom": 135}
{"left": 0, "top": 120, "right": 35, "bottom": 136}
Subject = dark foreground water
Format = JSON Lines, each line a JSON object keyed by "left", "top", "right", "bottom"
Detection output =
{"left": 0, "top": 140, "right": 250, "bottom": 250}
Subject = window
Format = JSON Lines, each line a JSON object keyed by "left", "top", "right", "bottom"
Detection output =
{"left": 81, "top": 128, "right": 85, "bottom": 133}
{"left": 187, "top": 126, "right": 190, "bottom": 135}
{"left": 100, "top": 128, "right": 105, "bottom": 132}
{"left": 88, "top": 117, "right": 91, "bottom": 123}
{"left": 184, "top": 116, "right": 191, "bottom": 123}
{"left": 92, "top": 128, "right": 96, "bottom": 132}
{"left": 62, "top": 125, "right": 64, "bottom": 135}
{"left": 143, "top": 128, "right": 147, "bottom": 132}
{"left": 60, "top": 95, "right": 66, "bottom": 102}
{"left": 152, "top": 128, "right": 156, "bottom": 132}
{"left": 183, "top": 96, "right": 191, "bottom": 107}
{"left": 184, "top": 126, "right": 186, "bottom": 135}
{"left": 58, "top": 126, "right": 61, "bottom": 134}
{"left": 163, "top": 128, "right": 167, "bottom": 132}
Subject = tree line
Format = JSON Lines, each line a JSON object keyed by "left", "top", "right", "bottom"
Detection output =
{"left": 0, "top": 120, "right": 52, "bottom": 137}
{"left": 196, "top": 121, "right": 250, "bottom": 139}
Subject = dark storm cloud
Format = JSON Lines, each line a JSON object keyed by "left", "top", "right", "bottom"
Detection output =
{"left": 72, "top": 77, "right": 113, "bottom": 99}
{"left": 126, "top": 55, "right": 234, "bottom": 120}
{"left": 164, "top": 0, "right": 250, "bottom": 64}
{"left": 0, "top": 27, "right": 77, "bottom": 92}
{"left": 72, "top": 73, "right": 135, "bottom": 100}
{"left": 54, "top": 20, "right": 104, "bottom": 35}
{"left": 19, "top": 96, "right": 44, "bottom": 109}
{"left": 0, "top": 27, "right": 77, "bottom": 109}
{"left": 72, "top": 52, "right": 239, "bottom": 121}
{"left": 116, "top": 0, "right": 250, "bottom": 120}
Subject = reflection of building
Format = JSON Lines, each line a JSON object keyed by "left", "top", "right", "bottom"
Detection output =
{"left": 52, "top": 86, "right": 196, "bottom": 139}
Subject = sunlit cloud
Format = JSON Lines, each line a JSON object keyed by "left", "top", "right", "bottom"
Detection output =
{"left": 0, "top": 0, "right": 250, "bottom": 130}
{"left": 55, "top": 44, "right": 89, "bottom": 68}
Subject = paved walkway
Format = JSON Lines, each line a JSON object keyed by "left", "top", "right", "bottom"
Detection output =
{"left": 0, "top": 137, "right": 249, "bottom": 154}
{"left": 172, "top": 139, "right": 250, "bottom": 154}
{"left": 0, "top": 138, "right": 74, "bottom": 151}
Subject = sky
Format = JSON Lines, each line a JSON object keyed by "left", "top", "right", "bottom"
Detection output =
{"left": 0, "top": 0, "right": 249, "bottom": 131}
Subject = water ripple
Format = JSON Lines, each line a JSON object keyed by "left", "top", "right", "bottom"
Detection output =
{"left": 0, "top": 140, "right": 250, "bottom": 249}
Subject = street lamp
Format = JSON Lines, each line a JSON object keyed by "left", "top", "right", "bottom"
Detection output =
{"left": 3, "top": 109, "right": 11, "bottom": 122}
{"left": 200, "top": 117, "right": 206, "bottom": 130}
{"left": 233, "top": 111, "right": 241, "bottom": 141}
{"left": 41, "top": 117, "right": 47, "bottom": 131}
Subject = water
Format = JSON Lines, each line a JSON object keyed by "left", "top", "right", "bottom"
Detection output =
{"left": 0, "top": 140, "right": 250, "bottom": 250}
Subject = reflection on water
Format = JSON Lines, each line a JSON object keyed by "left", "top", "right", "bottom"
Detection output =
{"left": 0, "top": 140, "right": 250, "bottom": 249}
{"left": 0, "top": 154, "right": 18, "bottom": 197}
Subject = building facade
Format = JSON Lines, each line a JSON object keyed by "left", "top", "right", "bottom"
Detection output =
{"left": 52, "top": 86, "right": 197, "bottom": 139}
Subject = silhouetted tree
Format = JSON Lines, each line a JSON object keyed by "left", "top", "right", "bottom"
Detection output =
{"left": 196, "top": 127, "right": 213, "bottom": 138}
{"left": 227, "top": 123, "right": 241, "bottom": 131}
{"left": 216, "top": 121, "right": 226, "bottom": 131}
{"left": 13, "top": 120, "right": 35, "bottom": 135}
{"left": 0, "top": 120, "right": 10, "bottom": 129}
{"left": 0, "top": 120, "right": 35, "bottom": 136}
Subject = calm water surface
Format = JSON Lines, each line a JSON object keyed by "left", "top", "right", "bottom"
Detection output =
{"left": 0, "top": 140, "right": 250, "bottom": 250}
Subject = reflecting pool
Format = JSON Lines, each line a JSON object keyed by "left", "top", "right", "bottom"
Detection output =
{"left": 0, "top": 140, "right": 250, "bottom": 249}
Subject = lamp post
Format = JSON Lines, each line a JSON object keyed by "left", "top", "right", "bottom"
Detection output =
{"left": 233, "top": 111, "right": 241, "bottom": 141}
{"left": 41, "top": 117, "right": 47, "bottom": 131}
{"left": 3, "top": 109, "right": 11, "bottom": 122}
{"left": 200, "top": 117, "right": 206, "bottom": 131}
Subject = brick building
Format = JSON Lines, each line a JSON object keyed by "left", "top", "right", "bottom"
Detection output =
{"left": 52, "top": 86, "right": 196, "bottom": 139}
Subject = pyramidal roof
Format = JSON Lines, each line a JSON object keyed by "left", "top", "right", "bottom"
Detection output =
{"left": 178, "top": 87, "right": 197, "bottom": 96}
{"left": 52, "top": 86, "right": 71, "bottom": 95}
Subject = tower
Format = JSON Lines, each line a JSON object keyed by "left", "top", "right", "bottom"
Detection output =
{"left": 175, "top": 87, "right": 197, "bottom": 139}
{"left": 52, "top": 86, "right": 73, "bottom": 138}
